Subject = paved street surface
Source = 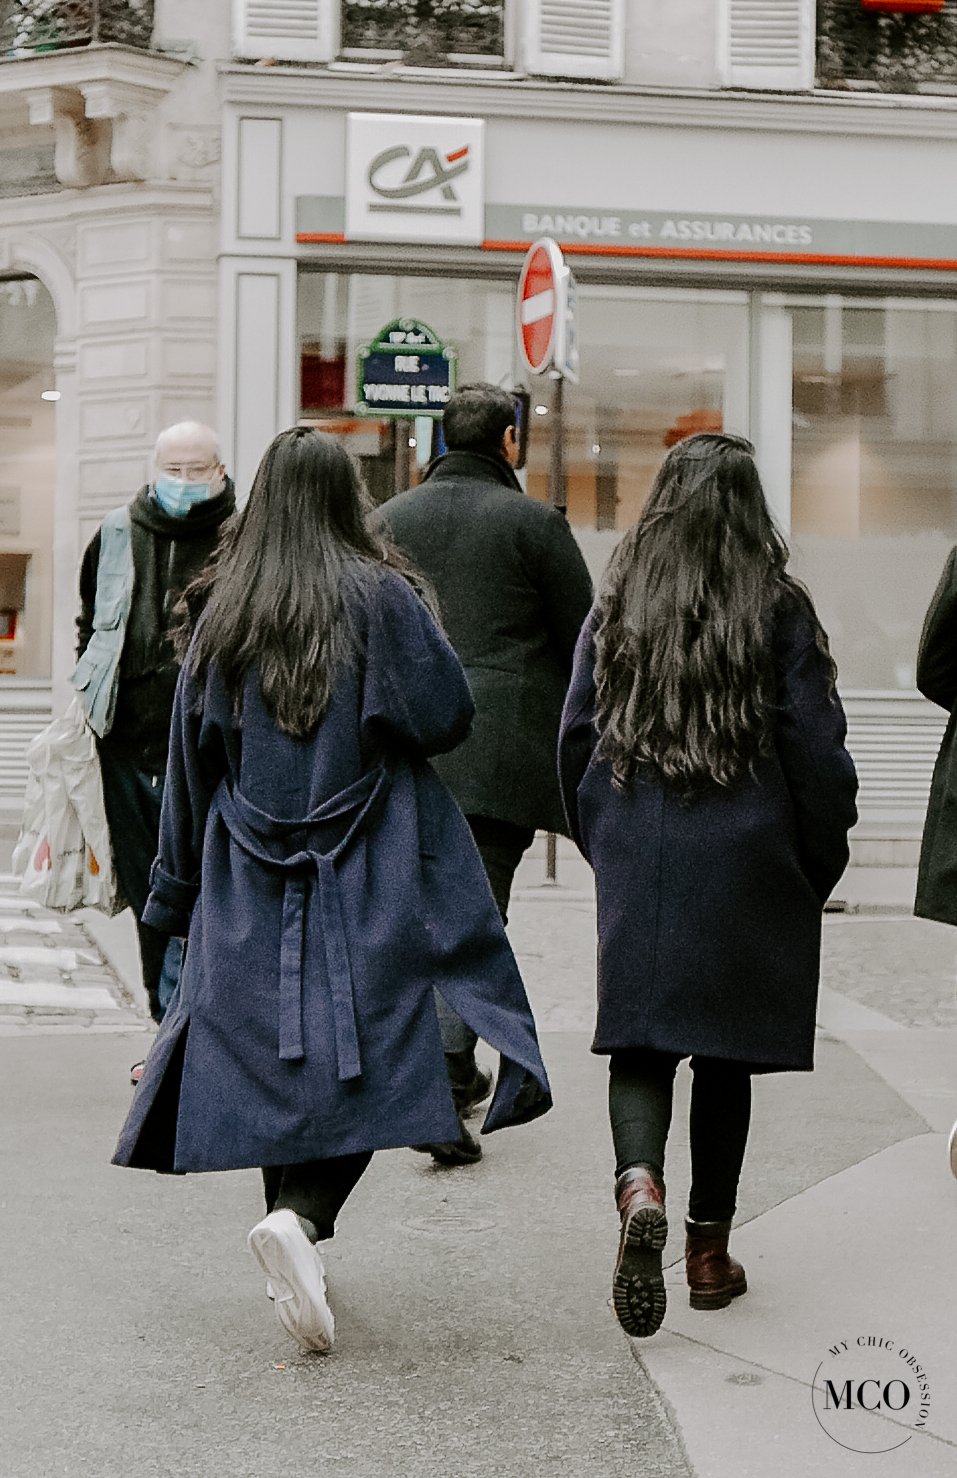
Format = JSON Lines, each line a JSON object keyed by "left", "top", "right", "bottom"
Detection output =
{"left": 0, "top": 840, "right": 955, "bottom": 1477}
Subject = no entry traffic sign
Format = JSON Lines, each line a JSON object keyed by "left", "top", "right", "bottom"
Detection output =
{"left": 517, "top": 239, "right": 561, "bottom": 374}
{"left": 516, "top": 237, "right": 579, "bottom": 382}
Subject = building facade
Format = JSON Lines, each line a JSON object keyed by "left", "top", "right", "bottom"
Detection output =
{"left": 4, "top": 0, "right": 957, "bottom": 868}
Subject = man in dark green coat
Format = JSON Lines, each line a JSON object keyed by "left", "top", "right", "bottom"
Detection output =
{"left": 379, "top": 383, "right": 593, "bottom": 1163}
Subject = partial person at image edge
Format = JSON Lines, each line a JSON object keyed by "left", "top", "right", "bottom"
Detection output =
{"left": 911, "top": 545, "right": 957, "bottom": 1178}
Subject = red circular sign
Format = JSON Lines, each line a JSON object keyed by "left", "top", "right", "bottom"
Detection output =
{"left": 517, "top": 240, "right": 559, "bottom": 374}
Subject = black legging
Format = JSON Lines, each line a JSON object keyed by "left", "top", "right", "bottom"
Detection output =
{"left": 261, "top": 1152, "right": 373, "bottom": 1241}
{"left": 609, "top": 1049, "right": 752, "bottom": 1223}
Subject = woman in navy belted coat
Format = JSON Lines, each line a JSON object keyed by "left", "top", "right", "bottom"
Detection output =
{"left": 558, "top": 433, "right": 857, "bottom": 1341}
{"left": 113, "top": 427, "right": 550, "bottom": 1354}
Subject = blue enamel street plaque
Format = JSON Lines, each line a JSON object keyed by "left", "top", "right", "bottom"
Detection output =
{"left": 356, "top": 318, "right": 457, "bottom": 419}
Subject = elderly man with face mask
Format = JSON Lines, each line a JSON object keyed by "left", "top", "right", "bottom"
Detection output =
{"left": 76, "top": 422, "right": 235, "bottom": 1041}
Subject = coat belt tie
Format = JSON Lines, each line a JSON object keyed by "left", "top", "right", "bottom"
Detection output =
{"left": 215, "top": 768, "right": 391, "bottom": 1083}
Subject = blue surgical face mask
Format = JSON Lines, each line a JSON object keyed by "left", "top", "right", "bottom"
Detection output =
{"left": 153, "top": 475, "right": 213, "bottom": 518}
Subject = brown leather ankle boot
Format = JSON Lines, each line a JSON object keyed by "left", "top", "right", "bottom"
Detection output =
{"left": 685, "top": 1218, "right": 747, "bottom": 1310}
{"left": 612, "top": 1167, "right": 668, "bottom": 1338}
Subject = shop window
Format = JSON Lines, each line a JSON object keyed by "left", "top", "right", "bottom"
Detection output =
{"left": 0, "top": 275, "right": 56, "bottom": 681}
{"left": 296, "top": 270, "right": 750, "bottom": 586}
{"left": 789, "top": 298, "right": 957, "bottom": 690}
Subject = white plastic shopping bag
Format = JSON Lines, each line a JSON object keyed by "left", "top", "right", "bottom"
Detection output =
{"left": 12, "top": 697, "right": 118, "bottom": 913}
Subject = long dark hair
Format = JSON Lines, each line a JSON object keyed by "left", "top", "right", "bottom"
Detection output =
{"left": 181, "top": 426, "right": 430, "bottom": 738}
{"left": 594, "top": 432, "right": 834, "bottom": 791}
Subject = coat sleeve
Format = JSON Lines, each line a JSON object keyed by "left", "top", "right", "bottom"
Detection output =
{"left": 75, "top": 530, "right": 101, "bottom": 660}
{"left": 916, "top": 546, "right": 957, "bottom": 711}
{"left": 141, "top": 664, "right": 222, "bottom": 937}
{"left": 775, "top": 612, "right": 859, "bottom": 903}
{"left": 361, "top": 570, "right": 475, "bottom": 760}
{"left": 531, "top": 509, "right": 594, "bottom": 672}
{"left": 557, "top": 610, "right": 600, "bottom": 855}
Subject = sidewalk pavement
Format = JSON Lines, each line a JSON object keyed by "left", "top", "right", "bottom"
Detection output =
{"left": 512, "top": 841, "right": 957, "bottom": 1478}
{"left": 1, "top": 841, "right": 955, "bottom": 1475}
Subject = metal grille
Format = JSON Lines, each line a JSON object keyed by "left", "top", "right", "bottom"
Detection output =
{"left": 0, "top": 1, "right": 154, "bottom": 54}
{"left": 341, "top": 0, "right": 504, "bottom": 58}
{"left": 0, "top": 687, "right": 53, "bottom": 819}
{"left": 843, "top": 696, "right": 946, "bottom": 825}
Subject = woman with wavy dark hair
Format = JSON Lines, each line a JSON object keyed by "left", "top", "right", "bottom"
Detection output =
{"left": 559, "top": 432, "right": 857, "bottom": 1339}
{"left": 113, "top": 427, "right": 551, "bottom": 1354}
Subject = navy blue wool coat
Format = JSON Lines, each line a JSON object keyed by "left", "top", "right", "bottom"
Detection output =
{"left": 113, "top": 569, "right": 551, "bottom": 1175}
{"left": 558, "top": 591, "right": 858, "bottom": 1072}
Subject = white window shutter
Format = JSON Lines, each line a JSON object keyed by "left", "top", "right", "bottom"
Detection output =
{"left": 719, "top": 0, "right": 815, "bottom": 91}
{"left": 233, "top": 0, "right": 338, "bottom": 63}
{"left": 524, "top": 0, "right": 625, "bottom": 82}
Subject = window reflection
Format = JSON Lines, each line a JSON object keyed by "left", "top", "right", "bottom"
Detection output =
{"left": 790, "top": 299, "right": 957, "bottom": 690}
{"left": 297, "top": 270, "right": 750, "bottom": 576}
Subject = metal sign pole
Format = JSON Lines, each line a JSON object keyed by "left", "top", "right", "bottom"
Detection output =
{"left": 549, "top": 373, "right": 566, "bottom": 513}
{"left": 545, "top": 371, "right": 566, "bottom": 884}
{"left": 393, "top": 423, "right": 411, "bottom": 493}
{"left": 517, "top": 238, "right": 577, "bottom": 889}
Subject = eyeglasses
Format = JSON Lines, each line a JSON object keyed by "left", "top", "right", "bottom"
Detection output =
{"left": 158, "top": 461, "right": 218, "bottom": 480}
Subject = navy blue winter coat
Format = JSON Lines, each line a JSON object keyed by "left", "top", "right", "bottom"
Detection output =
{"left": 113, "top": 568, "right": 551, "bottom": 1174}
{"left": 558, "top": 590, "right": 858, "bottom": 1072}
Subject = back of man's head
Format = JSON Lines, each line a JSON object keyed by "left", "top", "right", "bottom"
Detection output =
{"left": 442, "top": 383, "right": 516, "bottom": 459}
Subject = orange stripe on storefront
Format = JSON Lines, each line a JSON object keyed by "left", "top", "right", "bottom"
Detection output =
{"left": 480, "top": 241, "right": 957, "bottom": 270}
{"left": 294, "top": 233, "right": 957, "bottom": 270}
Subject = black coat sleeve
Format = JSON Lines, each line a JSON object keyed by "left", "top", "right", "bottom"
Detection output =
{"left": 530, "top": 508, "right": 594, "bottom": 673}
{"left": 916, "top": 547, "right": 957, "bottom": 711}
{"left": 557, "top": 610, "right": 601, "bottom": 855}
{"left": 76, "top": 530, "right": 102, "bottom": 660}
{"left": 775, "top": 611, "right": 859, "bottom": 903}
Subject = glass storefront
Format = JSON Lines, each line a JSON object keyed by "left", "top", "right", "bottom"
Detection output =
{"left": 297, "top": 270, "right": 750, "bottom": 575}
{"left": 788, "top": 296, "right": 957, "bottom": 693}
{"left": 0, "top": 275, "right": 56, "bottom": 681}
{"left": 297, "top": 269, "right": 957, "bottom": 699}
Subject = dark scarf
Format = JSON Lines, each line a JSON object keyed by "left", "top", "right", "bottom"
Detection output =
{"left": 122, "top": 480, "right": 236, "bottom": 679}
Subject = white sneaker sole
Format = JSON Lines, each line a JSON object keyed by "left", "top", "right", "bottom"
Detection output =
{"left": 248, "top": 1210, "right": 335, "bottom": 1353}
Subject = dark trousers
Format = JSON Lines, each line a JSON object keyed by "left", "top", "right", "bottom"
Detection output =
{"left": 261, "top": 1153, "right": 373, "bottom": 1241}
{"left": 434, "top": 814, "right": 535, "bottom": 1058}
{"left": 99, "top": 754, "right": 178, "bottom": 1023}
{"left": 609, "top": 1049, "right": 752, "bottom": 1223}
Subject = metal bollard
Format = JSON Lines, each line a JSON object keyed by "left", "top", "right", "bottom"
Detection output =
{"left": 545, "top": 830, "right": 557, "bottom": 884}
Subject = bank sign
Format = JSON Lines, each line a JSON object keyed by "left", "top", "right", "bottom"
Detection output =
{"left": 355, "top": 319, "right": 457, "bottom": 419}
{"left": 346, "top": 113, "right": 485, "bottom": 245}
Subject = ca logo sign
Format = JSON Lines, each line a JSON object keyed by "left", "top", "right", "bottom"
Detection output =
{"left": 812, "top": 1337, "right": 931, "bottom": 1453}
{"left": 367, "top": 145, "right": 471, "bottom": 215}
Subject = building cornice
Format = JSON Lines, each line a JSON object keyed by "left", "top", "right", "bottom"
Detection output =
{"left": 219, "top": 63, "right": 957, "bottom": 140}
{"left": 0, "top": 180, "right": 215, "bottom": 229}
{"left": 0, "top": 44, "right": 187, "bottom": 99}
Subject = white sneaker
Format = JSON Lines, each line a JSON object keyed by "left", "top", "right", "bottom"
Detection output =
{"left": 949, "top": 1120, "right": 957, "bottom": 1181}
{"left": 248, "top": 1209, "right": 335, "bottom": 1353}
